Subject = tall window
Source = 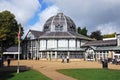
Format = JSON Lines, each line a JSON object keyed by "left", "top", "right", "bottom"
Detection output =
{"left": 55, "top": 24, "right": 63, "bottom": 31}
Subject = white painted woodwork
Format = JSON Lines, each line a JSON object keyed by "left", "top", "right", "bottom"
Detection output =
{"left": 40, "top": 40, "right": 46, "bottom": 50}
{"left": 27, "top": 32, "right": 34, "bottom": 39}
{"left": 47, "top": 39, "right": 57, "bottom": 49}
{"left": 77, "top": 40, "right": 80, "bottom": 48}
{"left": 69, "top": 39, "right": 75, "bottom": 48}
{"left": 58, "top": 39, "right": 68, "bottom": 48}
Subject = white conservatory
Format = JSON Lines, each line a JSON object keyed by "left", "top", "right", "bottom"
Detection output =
{"left": 23, "top": 13, "right": 92, "bottom": 60}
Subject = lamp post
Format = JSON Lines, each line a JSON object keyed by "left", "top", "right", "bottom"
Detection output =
{"left": 17, "top": 26, "right": 20, "bottom": 73}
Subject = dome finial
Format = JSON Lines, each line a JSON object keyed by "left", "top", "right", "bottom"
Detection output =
{"left": 57, "top": 12, "right": 63, "bottom": 15}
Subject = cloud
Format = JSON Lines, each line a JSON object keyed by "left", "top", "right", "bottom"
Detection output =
{"left": 43, "top": 0, "right": 120, "bottom": 34}
{"left": 0, "top": 0, "right": 40, "bottom": 26}
{"left": 97, "top": 22, "right": 119, "bottom": 34}
{"left": 1, "top": 0, "right": 120, "bottom": 35}
{"left": 30, "top": 5, "right": 59, "bottom": 31}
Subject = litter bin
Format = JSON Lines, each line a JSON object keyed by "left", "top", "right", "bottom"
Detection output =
{"left": 102, "top": 60, "right": 108, "bottom": 68}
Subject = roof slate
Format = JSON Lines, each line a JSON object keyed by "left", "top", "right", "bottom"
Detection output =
{"left": 83, "top": 45, "right": 120, "bottom": 51}
{"left": 39, "top": 31, "right": 92, "bottom": 40}
{"left": 25, "top": 30, "right": 92, "bottom": 40}
{"left": 5, "top": 46, "right": 22, "bottom": 52}
{"left": 30, "top": 30, "right": 44, "bottom": 38}
{"left": 83, "top": 39, "right": 117, "bottom": 47}
{"left": 96, "top": 46, "right": 120, "bottom": 51}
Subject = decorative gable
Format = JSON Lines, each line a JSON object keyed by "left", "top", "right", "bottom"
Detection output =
{"left": 26, "top": 32, "right": 35, "bottom": 40}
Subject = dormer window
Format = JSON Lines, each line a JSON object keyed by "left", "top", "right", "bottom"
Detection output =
{"left": 44, "top": 25, "right": 50, "bottom": 32}
{"left": 55, "top": 24, "right": 63, "bottom": 31}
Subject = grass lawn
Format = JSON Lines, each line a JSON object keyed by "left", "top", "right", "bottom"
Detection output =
{"left": 0, "top": 70, "right": 51, "bottom": 80}
{"left": 57, "top": 68, "right": 120, "bottom": 80}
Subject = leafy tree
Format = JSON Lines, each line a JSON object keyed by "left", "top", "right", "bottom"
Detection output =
{"left": 77, "top": 27, "right": 88, "bottom": 36}
{"left": 77, "top": 27, "right": 81, "bottom": 34}
{"left": 81, "top": 27, "right": 88, "bottom": 36}
{"left": 90, "top": 30, "right": 103, "bottom": 40}
{"left": 0, "top": 10, "right": 24, "bottom": 51}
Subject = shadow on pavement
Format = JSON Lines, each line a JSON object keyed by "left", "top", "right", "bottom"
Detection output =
{"left": 0, "top": 66, "right": 31, "bottom": 80}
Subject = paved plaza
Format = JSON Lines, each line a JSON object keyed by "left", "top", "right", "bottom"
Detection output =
{"left": 2, "top": 60, "right": 120, "bottom": 80}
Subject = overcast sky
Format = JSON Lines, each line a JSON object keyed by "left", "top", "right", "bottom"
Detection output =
{"left": 0, "top": 0, "right": 120, "bottom": 35}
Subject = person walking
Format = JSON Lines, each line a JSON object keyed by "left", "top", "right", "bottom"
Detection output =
{"left": 66, "top": 56, "right": 69, "bottom": 63}
{"left": 7, "top": 56, "right": 11, "bottom": 67}
{"left": 61, "top": 56, "right": 65, "bottom": 63}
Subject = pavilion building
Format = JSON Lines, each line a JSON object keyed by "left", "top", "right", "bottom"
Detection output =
{"left": 23, "top": 13, "right": 92, "bottom": 60}
{"left": 23, "top": 13, "right": 120, "bottom": 61}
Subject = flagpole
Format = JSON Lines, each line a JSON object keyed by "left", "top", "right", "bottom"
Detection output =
{"left": 17, "top": 26, "right": 20, "bottom": 73}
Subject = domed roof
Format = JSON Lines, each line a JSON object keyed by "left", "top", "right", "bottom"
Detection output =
{"left": 43, "top": 13, "right": 76, "bottom": 32}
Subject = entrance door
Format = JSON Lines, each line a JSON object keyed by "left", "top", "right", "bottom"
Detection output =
{"left": 86, "top": 49, "right": 95, "bottom": 61}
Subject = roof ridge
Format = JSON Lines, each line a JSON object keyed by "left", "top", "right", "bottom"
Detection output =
{"left": 67, "top": 32, "right": 75, "bottom": 37}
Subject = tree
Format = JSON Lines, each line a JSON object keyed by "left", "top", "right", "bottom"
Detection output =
{"left": 77, "top": 27, "right": 88, "bottom": 36}
{"left": 77, "top": 27, "right": 81, "bottom": 34}
{"left": 81, "top": 27, "right": 88, "bottom": 36}
{"left": 90, "top": 30, "right": 103, "bottom": 40}
{"left": 0, "top": 10, "right": 24, "bottom": 51}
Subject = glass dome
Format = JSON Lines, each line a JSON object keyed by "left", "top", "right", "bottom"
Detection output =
{"left": 43, "top": 13, "right": 76, "bottom": 32}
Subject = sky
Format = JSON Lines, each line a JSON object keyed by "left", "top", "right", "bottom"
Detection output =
{"left": 0, "top": 0, "right": 120, "bottom": 35}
